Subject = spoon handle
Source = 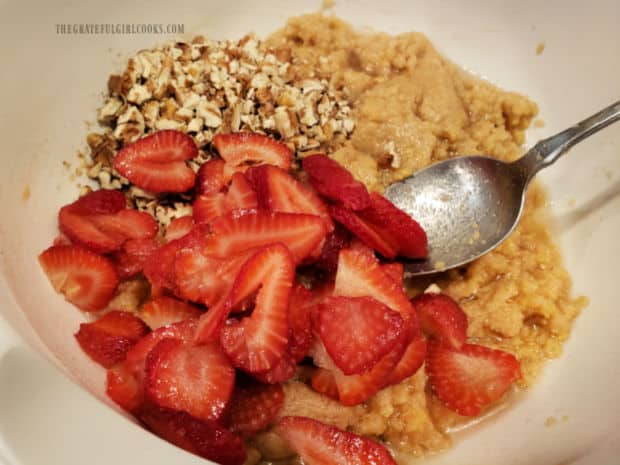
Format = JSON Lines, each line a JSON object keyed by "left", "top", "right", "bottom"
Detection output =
{"left": 515, "top": 100, "right": 620, "bottom": 180}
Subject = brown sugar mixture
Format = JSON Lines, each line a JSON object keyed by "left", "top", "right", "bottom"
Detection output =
{"left": 259, "top": 14, "right": 586, "bottom": 458}
{"left": 78, "top": 12, "right": 586, "bottom": 463}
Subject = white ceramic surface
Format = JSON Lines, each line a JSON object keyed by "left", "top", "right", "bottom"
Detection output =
{"left": 1, "top": 0, "right": 619, "bottom": 464}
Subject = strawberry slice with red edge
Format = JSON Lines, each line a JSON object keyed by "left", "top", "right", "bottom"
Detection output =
{"left": 384, "top": 335, "right": 426, "bottom": 386}
{"left": 59, "top": 190, "right": 158, "bottom": 254}
{"left": 213, "top": 133, "right": 292, "bottom": 171}
{"left": 309, "top": 338, "right": 406, "bottom": 406}
{"left": 194, "top": 172, "right": 258, "bottom": 225}
{"left": 145, "top": 338, "right": 235, "bottom": 421}
{"left": 193, "top": 193, "right": 227, "bottom": 225}
{"left": 125, "top": 318, "right": 198, "bottom": 375}
{"left": 426, "top": 341, "right": 522, "bottom": 416}
{"left": 112, "top": 237, "right": 160, "bottom": 279}
{"left": 196, "top": 158, "right": 227, "bottom": 195}
{"left": 141, "top": 296, "right": 203, "bottom": 330}
{"left": 164, "top": 215, "right": 194, "bottom": 243}
{"left": 38, "top": 245, "right": 119, "bottom": 312}
{"left": 334, "top": 246, "right": 415, "bottom": 324}
{"left": 64, "top": 189, "right": 127, "bottom": 215}
{"left": 228, "top": 383, "right": 285, "bottom": 434}
{"left": 252, "top": 283, "right": 314, "bottom": 384}
{"left": 310, "top": 368, "right": 339, "bottom": 400}
{"left": 316, "top": 296, "right": 404, "bottom": 375}
{"left": 107, "top": 362, "right": 144, "bottom": 412}
{"left": 278, "top": 416, "right": 397, "bottom": 465}
{"left": 302, "top": 154, "right": 371, "bottom": 211}
{"left": 329, "top": 204, "right": 397, "bottom": 258}
{"left": 175, "top": 243, "right": 257, "bottom": 307}
{"left": 207, "top": 210, "right": 327, "bottom": 264}
{"left": 253, "top": 352, "right": 297, "bottom": 384}
{"left": 113, "top": 129, "right": 198, "bottom": 193}
{"left": 246, "top": 165, "right": 333, "bottom": 232}
{"left": 218, "top": 244, "right": 295, "bottom": 373}
{"left": 107, "top": 318, "right": 199, "bottom": 413}
{"left": 226, "top": 172, "right": 259, "bottom": 211}
{"left": 382, "top": 262, "right": 404, "bottom": 288}
{"left": 75, "top": 310, "right": 150, "bottom": 368}
{"left": 412, "top": 293, "right": 468, "bottom": 349}
{"left": 357, "top": 193, "right": 428, "bottom": 259}
{"left": 139, "top": 406, "right": 246, "bottom": 465}
{"left": 287, "top": 284, "right": 314, "bottom": 363}
{"left": 142, "top": 225, "right": 209, "bottom": 291}
{"left": 313, "top": 224, "right": 351, "bottom": 275}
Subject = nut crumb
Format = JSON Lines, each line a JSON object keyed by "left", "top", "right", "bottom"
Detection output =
{"left": 424, "top": 284, "right": 441, "bottom": 294}
{"left": 536, "top": 42, "right": 545, "bottom": 55}
{"left": 22, "top": 186, "right": 31, "bottom": 201}
{"left": 83, "top": 33, "right": 355, "bottom": 227}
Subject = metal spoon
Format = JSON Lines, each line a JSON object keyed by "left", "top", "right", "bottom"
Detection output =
{"left": 384, "top": 100, "right": 620, "bottom": 276}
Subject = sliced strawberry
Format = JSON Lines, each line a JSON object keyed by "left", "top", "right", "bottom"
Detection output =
{"left": 334, "top": 247, "right": 415, "bottom": 323}
{"left": 193, "top": 192, "right": 227, "bottom": 225}
{"left": 226, "top": 172, "right": 259, "bottom": 211}
{"left": 278, "top": 416, "right": 396, "bottom": 465}
{"left": 412, "top": 293, "right": 468, "bottom": 349}
{"left": 287, "top": 284, "right": 314, "bottom": 363}
{"left": 329, "top": 204, "right": 397, "bottom": 258}
{"left": 251, "top": 285, "right": 312, "bottom": 384}
{"left": 382, "top": 262, "right": 404, "bottom": 288}
{"left": 38, "top": 245, "right": 118, "bottom": 312}
{"left": 194, "top": 172, "right": 258, "bottom": 225}
{"left": 175, "top": 244, "right": 256, "bottom": 307}
{"left": 357, "top": 193, "right": 428, "bottom": 259}
{"left": 59, "top": 191, "right": 158, "bottom": 254}
{"left": 194, "top": 299, "right": 231, "bottom": 345}
{"left": 228, "top": 383, "right": 285, "bottom": 434}
{"left": 113, "top": 129, "right": 198, "bottom": 193}
{"left": 316, "top": 296, "right": 404, "bottom": 376}
{"left": 145, "top": 338, "right": 235, "bottom": 421}
{"left": 310, "top": 368, "right": 339, "bottom": 400}
{"left": 53, "top": 234, "right": 72, "bottom": 246}
{"left": 253, "top": 352, "right": 297, "bottom": 384}
{"left": 141, "top": 296, "right": 203, "bottom": 330}
{"left": 142, "top": 225, "right": 209, "bottom": 291}
{"left": 140, "top": 406, "right": 246, "bottom": 465}
{"left": 66, "top": 189, "right": 127, "bottom": 215}
{"left": 426, "top": 342, "right": 522, "bottom": 416}
{"left": 384, "top": 335, "right": 426, "bottom": 386}
{"left": 112, "top": 237, "right": 160, "bottom": 279}
{"left": 107, "top": 362, "right": 144, "bottom": 412}
{"left": 164, "top": 215, "right": 194, "bottom": 243}
{"left": 246, "top": 165, "right": 333, "bottom": 232}
{"left": 219, "top": 244, "right": 295, "bottom": 373}
{"left": 313, "top": 225, "right": 351, "bottom": 275}
{"left": 331, "top": 349, "right": 405, "bottom": 406}
{"left": 213, "top": 133, "right": 292, "bottom": 171}
{"left": 125, "top": 318, "right": 198, "bottom": 375}
{"left": 302, "top": 154, "right": 372, "bottom": 211}
{"left": 207, "top": 211, "right": 327, "bottom": 264}
{"left": 74, "top": 311, "right": 150, "bottom": 368}
{"left": 309, "top": 338, "right": 405, "bottom": 406}
{"left": 143, "top": 240, "right": 180, "bottom": 291}
{"left": 196, "top": 158, "right": 227, "bottom": 195}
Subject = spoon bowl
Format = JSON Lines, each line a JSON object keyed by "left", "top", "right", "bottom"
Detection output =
{"left": 385, "top": 156, "right": 528, "bottom": 274}
{"left": 385, "top": 100, "right": 620, "bottom": 275}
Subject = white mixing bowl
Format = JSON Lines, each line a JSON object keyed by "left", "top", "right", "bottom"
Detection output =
{"left": 1, "top": 1, "right": 618, "bottom": 464}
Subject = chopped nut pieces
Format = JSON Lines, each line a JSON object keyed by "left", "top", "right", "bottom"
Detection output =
{"left": 84, "top": 35, "right": 355, "bottom": 225}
